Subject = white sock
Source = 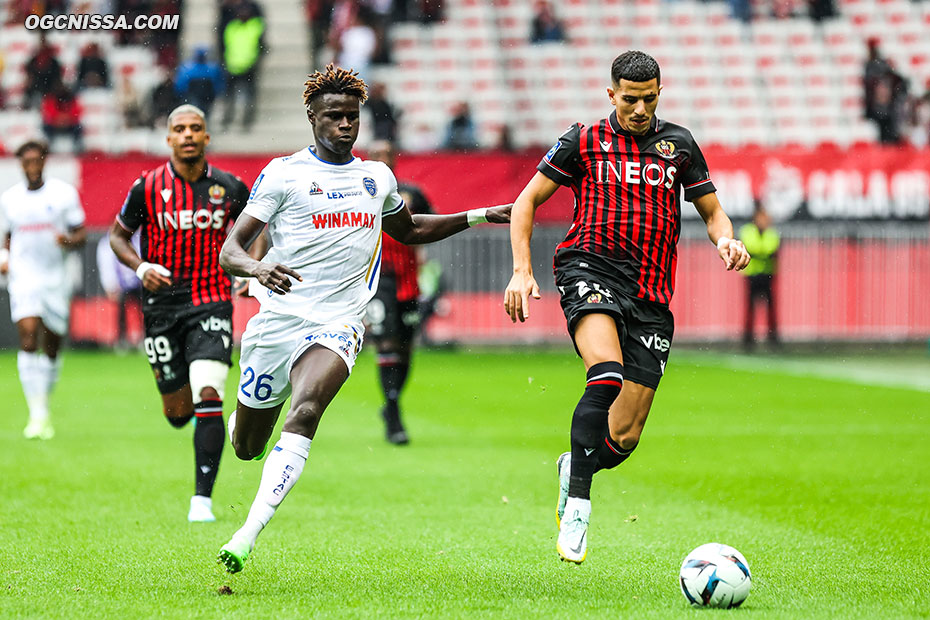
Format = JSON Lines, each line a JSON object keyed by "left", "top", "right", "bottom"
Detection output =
{"left": 37, "top": 354, "right": 62, "bottom": 396}
{"left": 17, "top": 351, "right": 48, "bottom": 422}
{"left": 233, "top": 431, "right": 312, "bottom": 547}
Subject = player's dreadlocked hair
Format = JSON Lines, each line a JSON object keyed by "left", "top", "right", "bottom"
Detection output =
{"left": 302, "top": 64, "right": 368, "bottom": 108}
{"left": 611, "top": 50, "right": 661, "bottom": 86}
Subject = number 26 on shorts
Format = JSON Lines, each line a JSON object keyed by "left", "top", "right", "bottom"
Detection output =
{"left": 240, "top": 367, "right": 274, "bottom": 401}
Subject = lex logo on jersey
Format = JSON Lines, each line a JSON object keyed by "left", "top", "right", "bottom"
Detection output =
{"left": 363, "top": 177, "right": 378, "bottom": 197}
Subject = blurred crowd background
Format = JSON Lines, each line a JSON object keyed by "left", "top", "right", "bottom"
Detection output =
{"left": 0, "top": 0, "right": 928, "bottom": 349}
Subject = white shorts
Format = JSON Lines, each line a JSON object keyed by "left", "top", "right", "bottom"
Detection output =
{"left": 237, "top": 310, "right": 364, "bottom": 409}
{"left": 8, "top": 278, "right": 71, "bottom": 335}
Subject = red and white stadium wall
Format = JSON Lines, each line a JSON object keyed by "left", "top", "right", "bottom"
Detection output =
{"left": 1, "top": 147, "right": 927, "bottom": 344}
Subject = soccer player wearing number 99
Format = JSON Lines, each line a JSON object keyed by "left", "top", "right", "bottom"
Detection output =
{"left": 215, "top": 65, "right": 511, "bottom": 573}
{"left": 504, "top": 51, "right": 751, "bottom": 564}
{"left": 108, "top": 105, "right": 253, "bottom": 523}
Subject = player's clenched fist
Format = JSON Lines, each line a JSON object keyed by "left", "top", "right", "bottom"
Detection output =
{"left": 484, "top": 203, "right": 513, "bottom": 224}
{"left": 504, "top": 270, "right": 541, "bottom": 323}
{"left": 254, "top": 262, "right": 303, "bottom": 295}
{"left": 715, "top": 236, "right": 751, "bottom": 271}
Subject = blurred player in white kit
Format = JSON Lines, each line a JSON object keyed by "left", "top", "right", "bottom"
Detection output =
{"left": 0, "top": 140, "right": 86, "bottom": 439}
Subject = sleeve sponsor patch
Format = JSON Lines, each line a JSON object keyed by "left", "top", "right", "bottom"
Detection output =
{"left": 249, "top": 173, "right": 265, "bottom": 201}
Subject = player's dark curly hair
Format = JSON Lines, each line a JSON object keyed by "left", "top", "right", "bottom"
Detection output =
{"left": 302, "top": 63, "right": 368, "bottom": 108}
{"left": 611, "top": 51, "right": 661, "bottom": 86}
{"left": 15, "top": 140, "right": 49, "bottom": 158}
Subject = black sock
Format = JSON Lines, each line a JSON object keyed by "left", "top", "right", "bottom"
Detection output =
{"left": 568, "top": 361, "right": 623, "bottom": 500}
{"left": 166, "top": 412, "right": 194, "bottom": 428}
{"left": 193, "top": 399, "right": 225, "bottom": 497}
{"left": 595, "top": 436, "right": 636, "bottom": 473}
{"left": 378, "top": 355, "right": 410, "bottom": 407}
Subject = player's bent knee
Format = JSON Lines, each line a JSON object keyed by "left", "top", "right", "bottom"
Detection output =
{"left": 609, "top": 428, "right": 641, "bottom": 451}
{"left": 189, "top": 359, "right": 230, "bottom": 403}
{"left": 287, "top": 401, "right": 323, "bottom": 431}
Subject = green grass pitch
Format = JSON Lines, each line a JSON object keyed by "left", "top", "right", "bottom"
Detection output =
{"left": 1, "top": 347, "right": 928, "bottom": 619}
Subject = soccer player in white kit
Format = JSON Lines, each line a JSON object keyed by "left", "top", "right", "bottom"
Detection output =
{"left": 215, "top": 65, "right": 511, "bottom": 573}
{"left": 0, "top": 141, "right": 86, "bottom": 439}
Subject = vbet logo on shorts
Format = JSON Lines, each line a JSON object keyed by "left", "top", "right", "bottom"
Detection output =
{"left": 25, "top": 12, "right": 179, "bottom": 30}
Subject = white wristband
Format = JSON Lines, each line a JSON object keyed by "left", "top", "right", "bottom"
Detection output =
{"left": 466, "top": 208, "right": 488, "bottom": 227}
{"left": 716, "top": 236, "right": 731, "bottom": 250}
{"left": 136, "top": 262, "right": 170, "bottom": 280}
{"left": 0, "top": 248, "right": 9, "bottom": 263}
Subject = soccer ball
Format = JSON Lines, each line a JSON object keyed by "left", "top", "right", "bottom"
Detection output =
{"left": 679, "top": 543, "right": 752, "bottom": 608}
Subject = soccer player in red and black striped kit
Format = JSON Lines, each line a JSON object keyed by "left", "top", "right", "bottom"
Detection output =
{"left": 504, "top": 51, "right": 751, "bottom": 563}
{"left": 366, "top": 140, "right": 434, "bottom": 444}
{"left": 109, "top": 104, "right": 253, "bottom": 522}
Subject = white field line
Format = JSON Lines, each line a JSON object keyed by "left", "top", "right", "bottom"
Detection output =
{"left": 677, "top": 352, "right": 930, "bottom": 393}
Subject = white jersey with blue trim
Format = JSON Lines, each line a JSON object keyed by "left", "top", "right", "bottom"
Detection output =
{"left": 244, "top": 147, "right": 405, "bottom": 324}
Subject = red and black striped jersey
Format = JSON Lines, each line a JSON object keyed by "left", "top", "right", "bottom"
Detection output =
{"left": 381, "top": 182, "right": 433, "bottom": 302}
{"left": 117, "top": 161, "right": 249, "bottom": 307}
{"left": 538, "top": 112, "right": 716, "bottom": 305}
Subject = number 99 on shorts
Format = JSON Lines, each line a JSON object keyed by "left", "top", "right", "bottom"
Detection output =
{"left": 144, "top": 336, "right": 174, "bottom": 363}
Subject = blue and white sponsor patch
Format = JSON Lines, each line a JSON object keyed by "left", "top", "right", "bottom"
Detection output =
{"left": 363, "top": 177, "right": 377, "bottom": 197}
{"left": 249, "top": 173, "right": 265, "bottom": 200}
{"left": 544, "top": 140, "right": 562, "bottom": 161}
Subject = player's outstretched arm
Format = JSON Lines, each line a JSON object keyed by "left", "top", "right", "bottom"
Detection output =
{"left": 382, "top": 203, "right": 511, "bottom": 246}
{"left": 109, "top": 220, "right": 172, "bottom": 292}
{"left": 693, "top": 192, "right": 751, "bottom": 271}
{"left": 220, "top": 213, "right": 301, "bottom": 295}
{"left": 504, "top": 172, "right": 559, "bottom": 323}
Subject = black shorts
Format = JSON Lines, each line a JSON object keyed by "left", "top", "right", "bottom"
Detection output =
{"left": 555, "top": 257, "right": 674, "bottom": 390}
{"left": 366, "top": 274, "right": 420, "bottom": 345}
{"left": 142, "top": 301, "right": 233, "bottom": 394}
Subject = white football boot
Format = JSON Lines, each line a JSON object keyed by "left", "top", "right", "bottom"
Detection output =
{"left": 188, "top": 495, "right": 216, "bottom": 522}
{"left": 556, "top": 451, "right": 571, "bottom": 526}
{"left": 557, "top": 497, "right": 590, "bottom": 564}
{"left": 23, "top": 418, "right": 54, "bottom": 440}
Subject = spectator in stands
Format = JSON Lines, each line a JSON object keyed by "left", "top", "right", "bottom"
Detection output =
{"left": 0, "top": 51, "right": 7, "bottom": 110}
{"left": 443, "top": 101, "right": 478, "bottom": 151}
{"left": 24, "top": 39, "right": 63, "bottom": 109}
{"left": 907, "top": 79, "right": 930, "bottom": 148}
{"left": 863, "top": 38, "right": 891, "bottom": 121}
{"left": 220, "top": 0, "right": 264, "bottom": 58}
{"left": 176, "top": 47, "right": 225, "bottom": 119}
{"left": 530, "top": 1, "right": 565, "bottom": 44}
{"left": 729, "top": 0, "right": 751, "bottom": 23}
{"left": 418, "top": 0, "right": 442, "bottom": 23}
{"left": 117, "top": 67, "right": 145, "bottom": 128}
{"left": 149, "top": 0, "right": 183, "bottom": 68}
{"left": 149, "top": 68, "right": 181, "bottom": 128}
{"left": 222, "top": 0, "right": 266, "bottom": 132}
{"left": 41, "top": 81, "right": 84, "bottom": 153}
{"left": 336, "top": 6, "right": 377, "bottom": 82}
{"left": 368, "top": 0, "right": 394, "bottom": 64}
{"left": 739, "top": 203, "right": 780, "bottom": 351}
{"left": 75, "top": 42, "right": 110, "bottom": 90}
{"left": 307, "top": 0, "right": 337, "bottom": 65}
{"left": 366, "top": 81, "right": 399, "bottom": 141}
{"left": 807, "top": 0, "right": 836, "bottom": 22}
